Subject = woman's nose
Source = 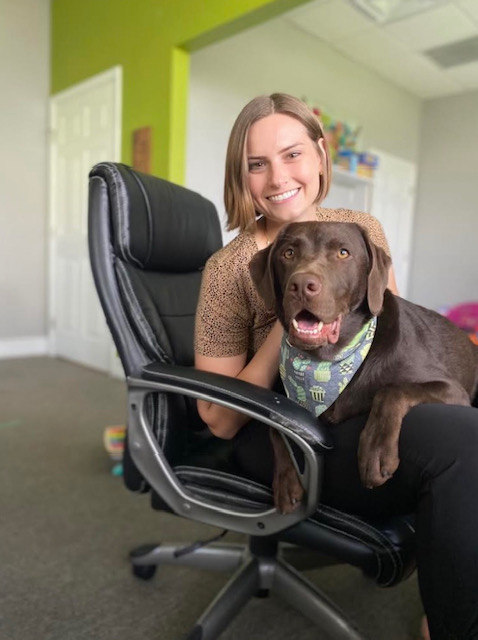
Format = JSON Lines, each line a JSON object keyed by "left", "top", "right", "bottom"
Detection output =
{"left": 268, "top": 162, "right": 287, "bottom": 188}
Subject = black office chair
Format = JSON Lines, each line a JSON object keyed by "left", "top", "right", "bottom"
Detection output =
{"left": 88, "top": 162, "right": 416, "bottom": 640}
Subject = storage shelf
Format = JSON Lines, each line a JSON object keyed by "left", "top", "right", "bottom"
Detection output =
{"left": 332, "top": 164, "right": 374, "bottom": 185}
{"left": 323, "top": 164, "right": 374, "bottom": 212}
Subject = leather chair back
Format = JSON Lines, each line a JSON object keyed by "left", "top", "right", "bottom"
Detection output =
{"left": 88, "top": 162, "right": 223, "bottom": 491}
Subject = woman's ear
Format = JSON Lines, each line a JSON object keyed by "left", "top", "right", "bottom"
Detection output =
{"left": 317, "top": 137, "right": 327, "bottom": 176}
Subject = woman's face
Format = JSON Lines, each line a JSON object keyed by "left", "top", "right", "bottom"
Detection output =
{"left": 246, "top": 113, "right": 324, "bottom": 225}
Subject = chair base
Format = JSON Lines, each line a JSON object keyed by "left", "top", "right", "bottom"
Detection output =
{"left": 129, "top": 539, "right": 365, "bottom": 640}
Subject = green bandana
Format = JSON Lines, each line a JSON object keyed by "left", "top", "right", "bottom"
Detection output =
{"left": 280, "top": 316, "right": 377, "bottom": 417}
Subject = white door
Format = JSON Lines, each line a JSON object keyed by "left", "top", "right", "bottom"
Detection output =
{"left": 370, "top": 150, "right": 417, "bottom": 297}
{"left": 49, "top": 67, "right": 122, "bottom": 373}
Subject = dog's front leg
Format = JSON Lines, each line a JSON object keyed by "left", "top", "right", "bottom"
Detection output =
{"left": 358, "top": 381, "right": 471, "bottom": 488}
{"left": 269, "top": 429, "right": 304, "bottom": 514}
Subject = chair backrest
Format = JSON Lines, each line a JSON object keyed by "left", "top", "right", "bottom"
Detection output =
{"left": 88, "top": 162, "right": 223, "bottom": 490}
{"left": 88, "top": 162, "right": 222, "bottom": 375}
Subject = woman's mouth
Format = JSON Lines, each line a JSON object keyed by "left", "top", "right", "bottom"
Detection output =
{"left": 267, "top": 188, "right": 299, "bottom": 203}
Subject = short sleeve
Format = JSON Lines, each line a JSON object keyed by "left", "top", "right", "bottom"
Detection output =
{"left": 194, "top": 252, "right": 250, "bottom": 358}
{"left": 317, "top": 208, "right": 392, "bottom": 257}
{"left": 353, "top": 212, "right": 391, "bottom": 257}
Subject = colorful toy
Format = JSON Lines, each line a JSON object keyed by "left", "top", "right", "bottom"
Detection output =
{"left": 103, "top": 425, "right": 126, "bottom": 475}
{"left": 305, "top": 99, "right": 377, "bottom": 173}
{"left": 445, "top": 303, "right": 478, "bottom": 345}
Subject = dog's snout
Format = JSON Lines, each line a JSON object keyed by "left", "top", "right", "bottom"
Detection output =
{"left": 289, "top": 273, "right": 322, "bottom": 298}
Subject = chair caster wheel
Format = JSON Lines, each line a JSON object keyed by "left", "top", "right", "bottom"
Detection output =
{"left": 132, "top": 564, "right": 157, "bottom": 580}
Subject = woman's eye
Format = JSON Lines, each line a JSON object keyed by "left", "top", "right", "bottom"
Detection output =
{"left": 283, "top": 248, "right": 295, "bottom": 259}
{"left": 248, "top": 161, "right": 265, "bottom": 171}
{"left": 338, "top": 248, "right": 350, "bottom": 259}
{"left": 288, "top": 152, "right": 300, "bottom": 159}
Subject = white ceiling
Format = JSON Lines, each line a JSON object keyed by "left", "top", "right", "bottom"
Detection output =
{"left": 285, "top": 0, "right": 478, "bottom": 99}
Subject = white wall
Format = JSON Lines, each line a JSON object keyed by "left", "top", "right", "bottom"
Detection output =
{"left": 0, "top": 0, "right": 50, "bottom": 355}
{"left": 186, "top": 16, "right": 422, "bottom": 244}
{"left": 408, "top": 89, "right": 478, "bottom": 309}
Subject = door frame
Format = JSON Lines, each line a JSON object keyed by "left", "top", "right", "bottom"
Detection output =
{"left": 48, "top": 65, "right": 122, "bottom": 375}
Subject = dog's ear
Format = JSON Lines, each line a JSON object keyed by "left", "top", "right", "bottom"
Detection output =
{"left": 361, "top": 229, "right": 391, "bottom": 316}
{"left": 249, "top": 245, "right": 276, "bottom": 310}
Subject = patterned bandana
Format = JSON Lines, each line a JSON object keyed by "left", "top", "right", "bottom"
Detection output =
{"left": 279, "top": 316, "right": 377, "bottom": 417}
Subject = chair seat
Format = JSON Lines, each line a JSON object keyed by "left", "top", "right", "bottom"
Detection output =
{"left": 150, "top": 464, "right": 416, "bottom": 588}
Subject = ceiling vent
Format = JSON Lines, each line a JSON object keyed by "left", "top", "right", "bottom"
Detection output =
{"left": 424, "top": 35, "right": 478, "bottom": 68}
{"left": 350, "top": 0, "right": 446, "bottom": 24}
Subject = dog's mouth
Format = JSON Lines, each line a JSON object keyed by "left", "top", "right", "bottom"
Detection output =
{"left": 289, "top": 310, "right": 342, "bottom": 348}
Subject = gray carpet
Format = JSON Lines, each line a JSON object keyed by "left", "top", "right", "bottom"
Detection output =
{"left": 0, "top": 357, "right": 423, "bottom": 640}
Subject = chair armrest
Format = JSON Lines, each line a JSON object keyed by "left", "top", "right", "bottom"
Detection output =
{"left": 142, "top": 362, "right": 332, "bottom": 451}
{"left": 126, "top": 363, "right": 333, "bottom": 537}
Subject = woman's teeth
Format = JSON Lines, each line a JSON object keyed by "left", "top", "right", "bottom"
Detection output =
{"left": 267, "top": 188, "right": 299, "bottom": 202}
{"left": 292, "top": 318, "right": 324, "bottom": 335}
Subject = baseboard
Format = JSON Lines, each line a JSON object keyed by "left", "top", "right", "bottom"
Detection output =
{"left": 0, "top": 336, "right": 49, "bottom": 359}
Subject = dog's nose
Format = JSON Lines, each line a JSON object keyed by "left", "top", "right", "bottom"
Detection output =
{"left": 289, "top": 273, "right": 322, "bottom": 298}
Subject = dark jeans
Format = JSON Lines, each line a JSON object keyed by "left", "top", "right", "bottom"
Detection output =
{"left": 233, "top": 403, "right": 478, "bottom": 640}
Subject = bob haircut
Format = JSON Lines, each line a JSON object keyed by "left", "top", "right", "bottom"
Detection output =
{"left": 224, "top": 93, "right": 332, "bottom": 232}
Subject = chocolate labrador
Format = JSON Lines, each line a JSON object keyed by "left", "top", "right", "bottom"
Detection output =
{"left": 250, "top": 221, "right": 478, "bottom": 513}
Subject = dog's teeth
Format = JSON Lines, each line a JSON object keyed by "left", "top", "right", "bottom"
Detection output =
{"left": 292, "top": 319, "right": 325, "bottom": 335}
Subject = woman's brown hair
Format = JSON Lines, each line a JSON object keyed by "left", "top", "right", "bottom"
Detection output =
{"left": 224, "top": 93, "right": 331, "bottom": 232}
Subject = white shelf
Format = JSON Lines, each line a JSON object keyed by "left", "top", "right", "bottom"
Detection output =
{"left": 323, "top": 165, "right": 374, "bottom": 212}
{"left": 332, "top": 164, "right": 374, "bottom": 185}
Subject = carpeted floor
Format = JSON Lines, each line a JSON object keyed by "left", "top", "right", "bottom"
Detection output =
{"left": 0, "top": 357, "right": 423, "bottom": 640}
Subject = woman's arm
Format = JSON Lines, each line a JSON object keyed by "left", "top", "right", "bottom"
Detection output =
{"left": 195, "top": 320, "right": 283, "bottom": 440}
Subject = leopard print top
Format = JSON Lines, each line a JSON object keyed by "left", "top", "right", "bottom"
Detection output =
{"left": 194, "top": 207, "right": 391, "bottom": 359}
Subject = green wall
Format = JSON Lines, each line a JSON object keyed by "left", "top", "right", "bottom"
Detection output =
{"left": 51, "top": 0, "right": 310, "bottom": 182}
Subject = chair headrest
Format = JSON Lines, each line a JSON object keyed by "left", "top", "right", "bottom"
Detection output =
{"left": 90, "top": 163, "right": 221, "bottom": 272}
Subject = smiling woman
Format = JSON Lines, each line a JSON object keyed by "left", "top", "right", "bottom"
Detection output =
{"left": 245, "top": 113, "right": 323, "bottom": 235}
{"left": 223, "top": 93, "right": 331, "bottom": 237}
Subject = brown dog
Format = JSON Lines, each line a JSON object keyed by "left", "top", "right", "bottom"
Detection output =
{"left": 250, "top": 221, "right": 478, "bottom": 513}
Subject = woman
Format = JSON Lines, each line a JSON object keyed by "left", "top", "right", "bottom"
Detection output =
{"left": 194, "top": 93, "right": 478, "bottom": 639}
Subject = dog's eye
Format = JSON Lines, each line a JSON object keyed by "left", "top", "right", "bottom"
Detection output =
{"left": 283, "top": 248, "right": 295, "bottom": 259}
{"left": 337, "top": 248, "right": 349, "bottom": 259}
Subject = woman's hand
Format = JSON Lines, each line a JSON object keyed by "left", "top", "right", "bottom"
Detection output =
{"left": 195, "top": 320, "right": 284, "bottom": 439}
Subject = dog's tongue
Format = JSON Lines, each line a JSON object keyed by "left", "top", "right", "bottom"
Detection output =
{"left": 296, "top": 315, "right": 319, "bottom": 331}
{"left": 292, "top": 312, "right": 341, "bottom": 345}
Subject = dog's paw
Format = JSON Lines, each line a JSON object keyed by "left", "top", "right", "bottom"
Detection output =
{"left": 358, "top": 426, "right": 400, "bottom": 489}
{"left": 273, "top": 468, "right": 304, "bottom": 515}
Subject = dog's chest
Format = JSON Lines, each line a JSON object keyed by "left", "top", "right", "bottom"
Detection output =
{"left": 279, "top": 318, "right": 376, "bottom": 419}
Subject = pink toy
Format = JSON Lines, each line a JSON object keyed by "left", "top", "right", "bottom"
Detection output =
{"left": 445, "top": 303, "right": 478, "bottom": 345}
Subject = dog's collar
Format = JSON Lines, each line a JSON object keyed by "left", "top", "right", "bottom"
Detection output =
{"left": 280, "top": 316, "right": 377, "bottom": 417}
{"left": 330, "top": 315, "right": 377, "bottom": 362}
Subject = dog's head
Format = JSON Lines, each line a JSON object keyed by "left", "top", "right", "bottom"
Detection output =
{"left": 249, "top": 221, "right": 391, "bottom": 355}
